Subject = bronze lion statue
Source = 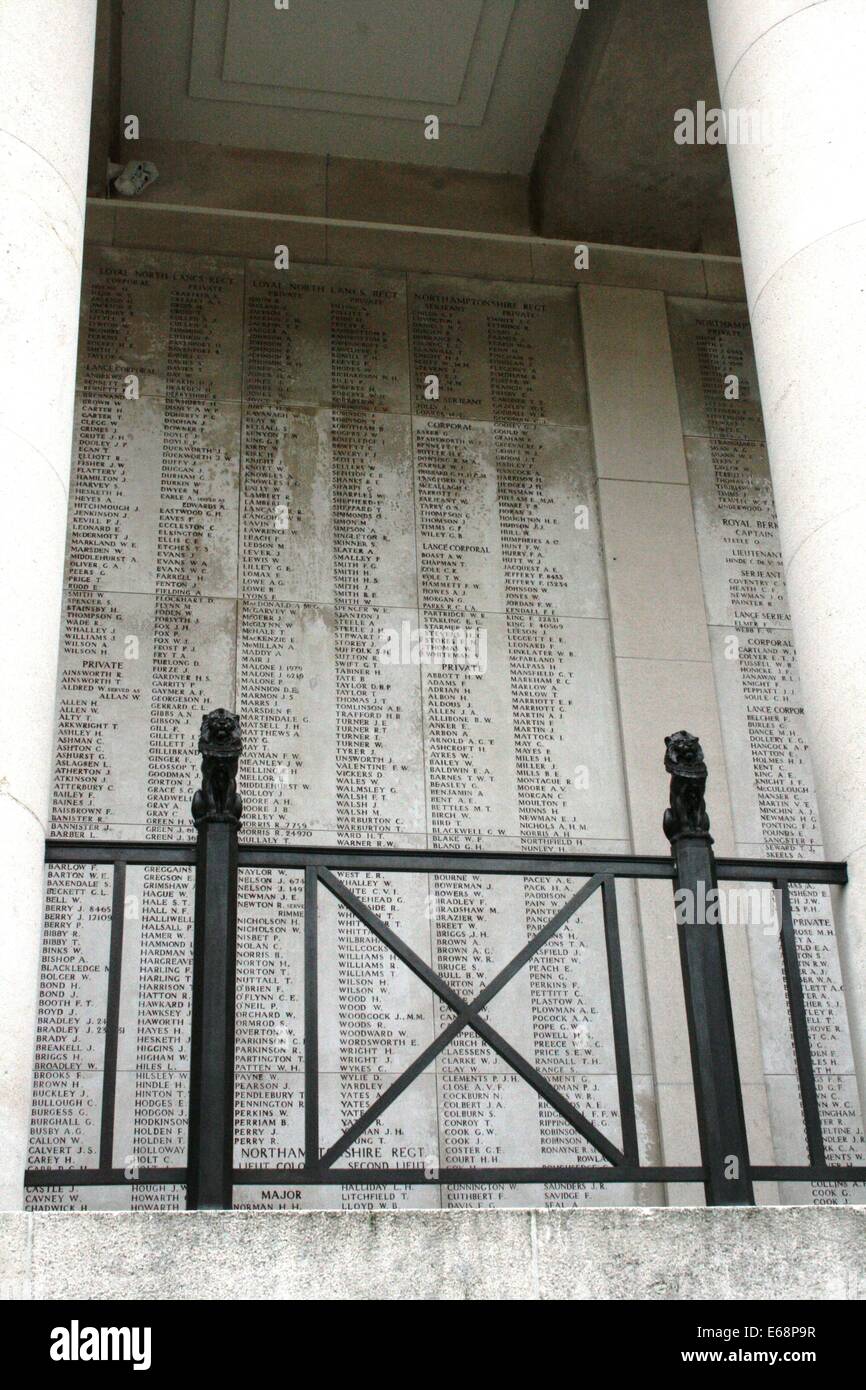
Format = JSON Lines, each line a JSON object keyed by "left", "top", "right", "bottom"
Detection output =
{"left": 663, "top": 730, "right": 710, "bottom": 842}
{"left": 192, "top": 708, "right": 243, "bottom": 825}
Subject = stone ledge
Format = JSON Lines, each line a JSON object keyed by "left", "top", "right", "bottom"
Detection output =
{"left": 84, "top": 199, "right": 746, "bottom": 300}
{"left": 2, "top": 1206, "right": 863, "bottom": 1301}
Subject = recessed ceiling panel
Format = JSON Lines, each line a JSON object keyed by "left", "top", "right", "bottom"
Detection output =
{"left": 123, "top": 0, "right": 581, "bottom": 173}
{"left": 222, "top": 0, "right": 484, "bottom": 106}
{"left": 191, "top": 0, "right": 514, "bottom": 126}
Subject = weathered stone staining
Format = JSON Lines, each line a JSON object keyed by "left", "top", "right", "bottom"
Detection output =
{"left": 666, "top": 299, "right": 764, "bottom": 445}
{"left": 32, "top": 249, "right": 242, "bottom": 1210}
{"left": 670, "top": 296, "right": 866, "bottom": 1204}
{"left": 32, "top": 249, "right": 655, "bottom": 1211}
{"left": 35, "top": 250, "right": 862, "bottom": 1215}
{"left": 238, "top": 265, "right": 649, "bottom": 1209}
{"left": 407, "top": 276, "right": 647, "bottom": 1208}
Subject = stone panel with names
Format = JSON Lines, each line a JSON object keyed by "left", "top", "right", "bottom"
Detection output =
{"left": 31, "top": 250, "right": 658, "bottom": 1209}
{"left": 669, "top": 296, "right": 866, "bottom": 1203}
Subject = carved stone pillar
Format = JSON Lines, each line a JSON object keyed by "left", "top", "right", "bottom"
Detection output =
{"left": 0, "top": 0, "right": 98, "bottom": 1209}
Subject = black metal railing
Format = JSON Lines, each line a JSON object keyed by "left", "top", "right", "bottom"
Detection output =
{"left": 27, "top": 714, "right": 863, "bottom": 1208}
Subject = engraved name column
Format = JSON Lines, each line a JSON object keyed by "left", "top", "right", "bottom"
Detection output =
{"left": 668, "top": 296, "right": 866, "bottom": 1201}
{"left": 29, "top": 250, "right": 241, "bottom": 1208}
{"left": 327, "top": 269, "right": 433, "bottom": 1207}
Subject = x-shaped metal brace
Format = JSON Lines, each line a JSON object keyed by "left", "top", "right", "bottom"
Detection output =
{"left": 313, "top": 869, "right": 630, "bottom": 1170}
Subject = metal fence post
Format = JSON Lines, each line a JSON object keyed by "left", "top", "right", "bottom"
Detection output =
{"left": 186, "top": 709, "right": 242, "bottom": 1210}
{"left": 663, "top": 731, "right": 754, "bottom": 1206}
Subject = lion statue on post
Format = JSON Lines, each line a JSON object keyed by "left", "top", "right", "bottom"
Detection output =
{"left": 663, "top": 730, "right": 710, "bottom": 843}
{"left": 192, "top": 708, "right": 243, "bottom": 825}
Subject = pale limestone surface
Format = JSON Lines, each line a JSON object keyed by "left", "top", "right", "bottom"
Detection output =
{"left": 709, "top": 0, "right": 866, "bottom": 1118}
{"left": 97, "top": 197, "right": 746, "bottom": 300}
{"left": 597, "top": 479, "right": 710, "bottom": 662}
{"left": 580, "top": 282, "right": 759, "bottom": 1208}
{"left": 0, "top": 1207, "right": 863, "bottom": 1300}
{"left": 35, "top": 250, "right": 651, "bottom": 1214}
{"left": 530, "top": 242, "right": 707, "bottom": 296}
{"left": 0, "top": 0, "right": 98, "bottom": 1210}
{"left": 580, "top": 286, "right": 687, "bottom": 484}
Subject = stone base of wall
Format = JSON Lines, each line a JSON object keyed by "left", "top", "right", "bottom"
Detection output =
{"left": 2, "top": 1207, "right": 864, "bottom": 1300}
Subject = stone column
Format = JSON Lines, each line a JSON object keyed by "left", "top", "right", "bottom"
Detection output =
{"left": 707, "top": 0, "right": 866, "bottom": 1113}
{"left": 0, "top": 0, "right": 98, "bottom": 1208}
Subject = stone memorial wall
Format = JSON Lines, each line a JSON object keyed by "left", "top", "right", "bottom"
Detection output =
{"left": 668, "top": 298, "right": 866, "bottom": 1203}
{"left": 28, "top": 248, "right": 658, "bottom": 1211}
{"left": 26, "top": 246, "right": 863, "bottom": 1209}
